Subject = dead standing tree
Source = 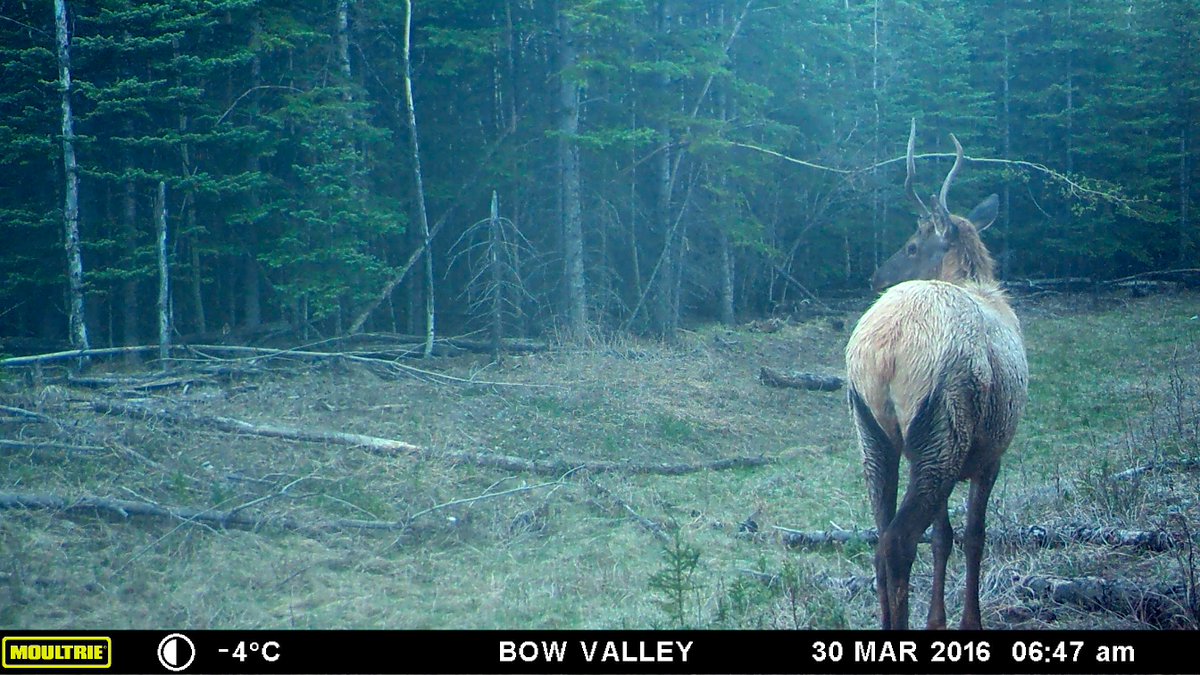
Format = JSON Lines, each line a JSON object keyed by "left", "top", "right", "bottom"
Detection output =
{"left": 447, "top": 191, "right": 534, "bottom": 361}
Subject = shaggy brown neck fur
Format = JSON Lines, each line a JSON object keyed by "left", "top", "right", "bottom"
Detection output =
{"left": 941, "top": 217, "right": 995, "bottom": 285}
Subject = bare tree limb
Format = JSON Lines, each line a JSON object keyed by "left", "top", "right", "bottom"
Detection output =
{"left": 731, "top": 143, "right": 1142, "bottom": 213}
{"left": 0, "top": 404, "right": 61, "bottom": 426}
{"left": 442, "top": 450, "right": 770, "bottom": 477}
{"left": 585, "top": 478, "right": 669, "bottom": 542}
{"left": 90, "top": 399, "right": 423, "bottom": 455}
{"left": 0, "top": 439, "right": 105, "bottom": 455}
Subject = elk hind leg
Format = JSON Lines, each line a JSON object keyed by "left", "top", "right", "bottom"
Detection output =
{"left": 961, "top": 460, "right": 1000, "bottom": 630}
{"left": 849, "top": 388, "right": 901, "bottom": 629}
{"left": 927, "top": 502, "right": 952, "bottom": 630}
{"left": 882, "top": 382, "right": 958, "bottom": 630}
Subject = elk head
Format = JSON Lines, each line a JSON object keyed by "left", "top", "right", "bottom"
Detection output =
{"left": 871, "top": 120, "right": 999, "bottom": 292}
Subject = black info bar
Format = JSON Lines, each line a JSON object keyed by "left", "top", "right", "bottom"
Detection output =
{"left": 0, "top": 630, "right": 1185, "bottom": 674}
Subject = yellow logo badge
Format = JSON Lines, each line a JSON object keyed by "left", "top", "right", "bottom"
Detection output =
{"left": 3, "top": 636, "right": 112, "bottom": 669}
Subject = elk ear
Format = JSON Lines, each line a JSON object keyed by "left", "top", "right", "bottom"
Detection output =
{"left": 967, "top": 193, "right": 999, "bottom": 232}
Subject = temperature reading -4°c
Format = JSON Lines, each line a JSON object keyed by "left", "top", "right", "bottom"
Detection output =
{"left": 226, "top": 640, "right": 281, "bottom": 663}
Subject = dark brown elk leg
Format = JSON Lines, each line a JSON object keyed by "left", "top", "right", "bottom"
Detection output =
{"left": 881, "top": 470, "right": 952, "bottom": 631}
{"left": 961, "top": 461, "right": 1000, "bottom": 630}
{"left": 849, "top": 389, "right": 901, "bottom": 629}
{"left": 927, "top": 502, "right": 952, "bottom": 629}
{"left": 871, "top": 456, "right": 899, "bottom": 629}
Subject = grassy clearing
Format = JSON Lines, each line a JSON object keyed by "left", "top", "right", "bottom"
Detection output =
{"left": 1, "top": 291, "right": 1198, "bottom": 630}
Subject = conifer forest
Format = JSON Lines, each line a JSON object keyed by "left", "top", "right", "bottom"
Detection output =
{"left": 1, "top": 0, "right": 1196, "bottom": 346}
{"left": 2, "top": 0, "right": 1200, "bottom": 635}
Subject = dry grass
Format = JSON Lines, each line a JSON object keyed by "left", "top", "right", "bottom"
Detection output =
{"left": 1, "top": 290, "right": 1198, "bottom": 630}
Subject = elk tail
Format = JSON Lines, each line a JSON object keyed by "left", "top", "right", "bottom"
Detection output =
{"left": 904, "top": 376, "right": 954, "bottom": 463}
{"left": 849, "top": 387, "right": 895, "bottom": 461}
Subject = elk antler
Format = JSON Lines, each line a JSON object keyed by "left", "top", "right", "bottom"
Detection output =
{"left": 906, "top": 118, "right": 929, "bottom": 215}
{"left": 938, "top": 133, "right": 964, "bottom": 210}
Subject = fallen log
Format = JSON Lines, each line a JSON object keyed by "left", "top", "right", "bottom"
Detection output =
{"left": 1008, "top": 277, "right": 1098, "bottom": 294}
{"left": 776, "top": 523, "right": 1181, "bottom": 552}
{"left": 1015, "top": 574, "right": 1192, "bottom": 628}
{"left": 758, "top": 367, "right": 843, "bottom": 392}
{"left": 0, "top": 345, "right": 164, "bottom": 367}
{"left": 89, "top": 398, "right": 767, "bottom": 476}
{"left": 90, "top": 399, "right": 423, "bottom": 455}
{"left": 443, "top": 451, "right": 770, "bottom": 477}
{"left": 67, "top": 374, "right": 211, "bottom": 391}
{"left": 0, "top": 439, "right": 107, "bottom": 456}
{"left": 0, "top": 490, "right": 404, "bottom": 534}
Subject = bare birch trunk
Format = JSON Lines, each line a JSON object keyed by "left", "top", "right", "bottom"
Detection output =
{"left": 402, "top": 0, "right": 435, "bottom": 357}
{"left": 490, "top": 191, "right": 504, "bottom": 361}
{"left": 121, "top": 177, "right": 140, "bottom": 365}
{"left": 54, "top": 0, "right": 89, "bottom": 352}
{"left": 648, "top": 1, "right": 676, "bottom": 338}
{"left": 337, "top": 0, "right": 352, "bottom": 85}
{"left": 155, "top": 182, "right": 170, "bottom": 364}
{"left": 557, "top": 5, "right": 587, "bottom": 337}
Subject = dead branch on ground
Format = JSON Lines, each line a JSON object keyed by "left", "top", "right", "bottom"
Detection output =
{"left": 90, "top": 398, "right": 423, "bottom": 455}
{"left": 0, "top": 404, "right": 64, "bottom": 430}
{"left": 1109, "top": 458, "right": 1200, "bottom": 481}
{"left": 444, "top": 450, "right": 770, "bottom": 477}
{"left": 775, "top": 523, "right": 1181, "bottom": 552}
{"left": 584, "top": 479, "right": 669, "bottom": 542}
{"left": 0, "top": 439, "right": 106, "bottom": 456}
{"left": 1016, "top": 574, "right": 1193, "bottom": 628}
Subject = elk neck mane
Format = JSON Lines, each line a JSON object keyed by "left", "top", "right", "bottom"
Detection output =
{"left": 942, "top": 215, "right": 996, "bottom": 286}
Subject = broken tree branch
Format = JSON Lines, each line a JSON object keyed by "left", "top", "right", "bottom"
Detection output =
{"left": 1110, "top": 458, "right": 1200, "bottom": 481}
{"left": 585, "top": 478, "right": 669, "bottom": 542}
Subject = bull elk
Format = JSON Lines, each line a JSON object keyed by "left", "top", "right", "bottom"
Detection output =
{"left": 845, "top": 120, "right": 1028, "bottom": 630}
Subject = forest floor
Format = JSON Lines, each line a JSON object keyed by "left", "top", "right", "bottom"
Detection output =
{"left": 2, "top": 289, "right": 1199, "bottom": 630}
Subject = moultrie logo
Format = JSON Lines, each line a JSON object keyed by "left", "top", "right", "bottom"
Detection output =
{"left": 2, "top": 636, "right": 112, "bottom": 669}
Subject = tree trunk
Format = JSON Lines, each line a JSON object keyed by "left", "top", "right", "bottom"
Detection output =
{"left": 402, "top": 0, "right": 435, "bottom": 357}
{"left": 1001, "top": 2, "right": 1012, "bottom": 278}
{"left": 1064, "top": 0, "right": 1074, "bottom": 175}
{"left": 155, "top": 182, "right": 170, "bottom": 364}
{"left": 336, "top": 0, "right": 352, "bottom": 86}
{"left": 557, "top": 4, "right": 587, "bottom": 337}
{"left": 652, "top": 0, "right": 676, "bottom": 338}
{"left": 489, "top": 191, "right": 504, "bottom": 361}
{"left": 54, "top": 0, "right": 89, "bottom": 352}
{"left": 121, "top": 176, "right": 140, "bottom": 365}
{"left": 244, "top": 13, "right": 263, "bottom": 329}
{"left": 503, "top": 0, "right": 519, "bottom": 134}
{"left": 1181, "top": 126, "right": 1191, "bottom": 264}
{"left": 871, "top": 0, "right": 881, "bottom": 270}
{"left": 719, "top": 229, "right": 735, "bottom": 326}
{"left": 187, "top": 210, "right": 206, "bottom": 335}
